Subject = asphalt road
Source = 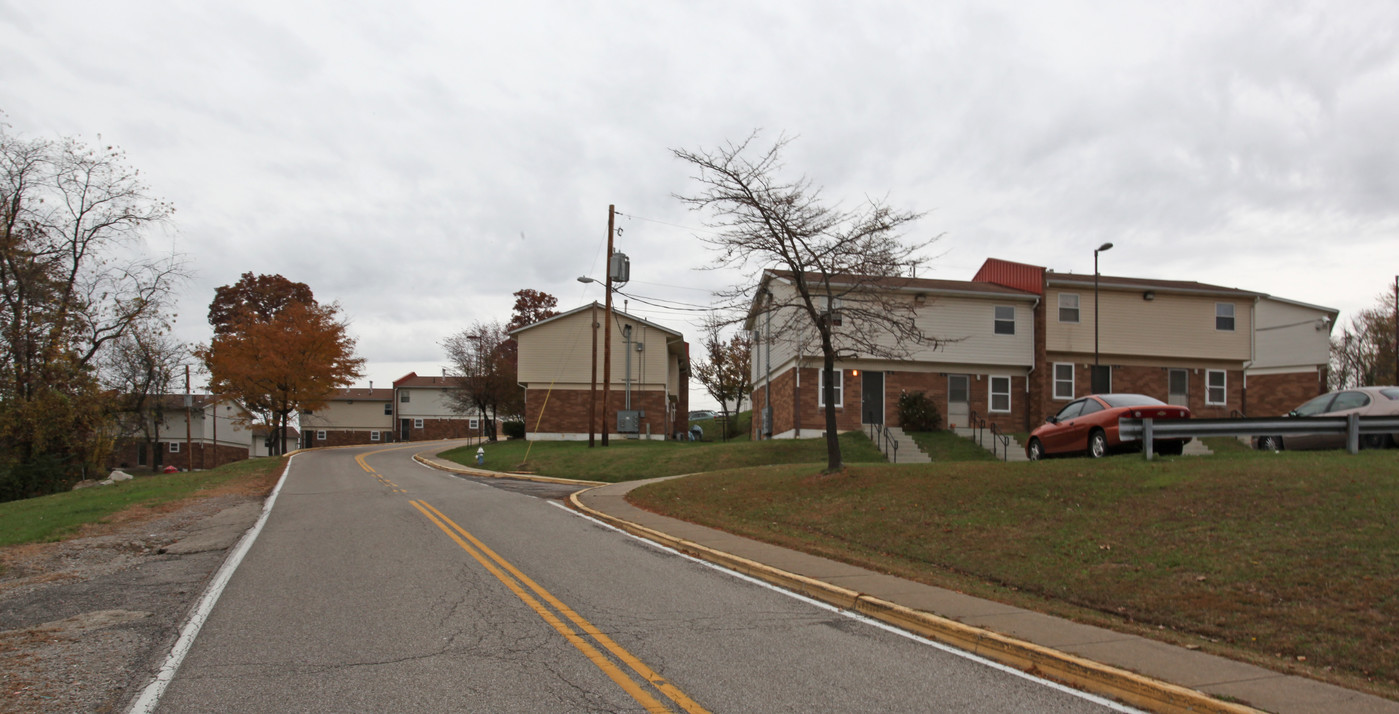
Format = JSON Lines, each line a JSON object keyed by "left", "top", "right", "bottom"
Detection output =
{"left": 154, "top": 443, "right": 1129, "bottom": 713}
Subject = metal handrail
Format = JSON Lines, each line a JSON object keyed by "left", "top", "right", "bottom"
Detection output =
{"left": 968, "top": 410, "right": 986, "bottom": 446}
{"left": 989, "top": 422, "right": 1011, "bottom": 462}
{"left": 867, "top": 423, "right": 900, "bottom": 463}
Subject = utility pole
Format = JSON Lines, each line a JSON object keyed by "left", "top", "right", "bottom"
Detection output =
{"left": 588, "top": 302, "right": 598, "bottom": 447}
{"left": 602, "top": 204, "right": 615, "bottom": 447}
{"left": 184, "top": 365, "right": 192, "bottom": 472}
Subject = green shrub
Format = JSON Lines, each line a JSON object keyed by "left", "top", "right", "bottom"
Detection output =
{"left": 502, "top": 421, "right": 526, "bottom": 439}
{"left": 898, "top": 391, "right": 942, "bottom": 432}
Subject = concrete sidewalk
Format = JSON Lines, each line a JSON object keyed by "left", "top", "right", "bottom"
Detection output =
{"left": 571, "top": 477, "right": 1398, "bottom": 714}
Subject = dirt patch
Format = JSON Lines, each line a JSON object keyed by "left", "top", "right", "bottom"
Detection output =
{"left": 0, "top": 485, "right": 273, "bottom": 713}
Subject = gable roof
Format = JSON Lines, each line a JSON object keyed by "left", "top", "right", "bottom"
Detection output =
{"left": 329, "top": 388, "right": 394, "bottom": 401}
{"left": 1045, "top": 272, "right": 1262, "bottom": 298}
{"left": 508, "top": 302, "right": 684, "bottom": 338}
{"left": 394, "top": 372, "right": 466, "bottom": 388}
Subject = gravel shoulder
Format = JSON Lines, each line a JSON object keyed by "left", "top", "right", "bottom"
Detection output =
{"left": 0, "top": 476, "right": 276, "bottom": 713}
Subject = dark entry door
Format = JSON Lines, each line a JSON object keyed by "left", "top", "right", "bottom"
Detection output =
{"left": 400, "top": 418, "right": 411, "bottom": 441}
{"left": 861, "top": 371, "right": 885, "bottom": 424}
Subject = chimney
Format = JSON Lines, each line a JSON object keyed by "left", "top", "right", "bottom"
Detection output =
{"left": 369, "top": 380, "right": 373, "bottom": 390}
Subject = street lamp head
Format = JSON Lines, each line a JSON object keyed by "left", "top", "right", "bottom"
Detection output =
{"left": 577, "top": 276, "right": 596, "bottom": 284}
{"left": 1096, "top": 242, "right": 1114, "bottom": 253}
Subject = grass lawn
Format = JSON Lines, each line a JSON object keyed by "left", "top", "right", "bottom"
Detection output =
{"left": 440, "top": 429, "right": 888, "bottom": 482}
{"left": 628, "top": 447, "right": 1399, "bottom": 697}
{"left": 906, "top": 430, "right": 999, "bottom": 461}
{"left": 0, "top": 457, "right": 287, "bottom": 548}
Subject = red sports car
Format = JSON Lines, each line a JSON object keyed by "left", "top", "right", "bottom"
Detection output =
{"left": 1026, "top": 394, "right": 1192, "bottom": 460}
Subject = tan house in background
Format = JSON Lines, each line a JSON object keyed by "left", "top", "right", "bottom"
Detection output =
{"left": 299, "top": 387, "right": 395, "bottom": 447}
{"left": 511, "top": 303, "right": 689, "bottom": 441}
{"left": 746, "top": 259, "right": 1336, "bottom": 439}
{"left": 391, "top": 372, "right": 488, "bottom": 442}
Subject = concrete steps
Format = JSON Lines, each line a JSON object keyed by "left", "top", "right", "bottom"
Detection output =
{"left": 866, "top": 424, "right": 932, "bottom": 463}
{"left": 954, "top": 427, "right": 1029, "bottom": 462}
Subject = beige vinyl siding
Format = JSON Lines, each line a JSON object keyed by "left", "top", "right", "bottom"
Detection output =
{"left": 909, "top": 296, "right": 1033, "bottom": 365}
{"left": 1253, "top": 298, "right": 1333, "bottom": 370}
{"left": 1046, "top": 288, "right": 1251, "bottom": 360}
{"left": 303, "top": 400, "right": 394, "bottom": 430}
{"left": 515, "top": 311, "right": 599, "bottom": 387}
{"left": 516, "top": 310, "right": 676, "bottom": 391}
{"left": 750, "top": 283, "right": 1035, "bottom": 380}
{"left": 398, "top": 388, "right": 465, "bottom": 419}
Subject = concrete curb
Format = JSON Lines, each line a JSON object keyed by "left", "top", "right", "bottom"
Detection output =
{"left": 412, "top": 451, "right": 607, "bottom": 487}
{"left": 568, "top": 486, "right": 1263, "bottom": 714}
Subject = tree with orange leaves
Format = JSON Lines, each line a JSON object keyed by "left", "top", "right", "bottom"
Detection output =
{"left": 196, "top": 274, "right": 363, "bottom": 454}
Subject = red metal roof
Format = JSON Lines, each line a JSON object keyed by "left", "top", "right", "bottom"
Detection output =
{"left": 972, "top": 258, "right": 1046, "bottom": 295}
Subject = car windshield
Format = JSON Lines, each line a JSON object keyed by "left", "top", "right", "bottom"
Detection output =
{"left": 1292, "top": 393, "right": 1334, "bottom": 416}
{"left": 1097, "top": 394, "right": 1166, "bottom": 408}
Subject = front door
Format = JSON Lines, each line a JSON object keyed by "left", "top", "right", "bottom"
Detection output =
{"left": 861, "top": 371, "right": 884, "bottom": 425}
{"left": 947, "top": 375, "right": 970, "bottom": 428}
{"left": 1168, "top": 369, "right": 1188, "bottom": 406}
{"left": 400, "top": 418, "right": 412, "bottom": 442}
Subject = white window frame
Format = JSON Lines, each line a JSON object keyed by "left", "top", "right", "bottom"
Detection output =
{"left": 1053, "top": 363, "right": 1075, "bottom": 400}
{"left": 1215, "top": 303, "right": 1235, "bottom": 332}
{"left": 316, "top": 430, "right": 327, "bottom": 441}
{"left": 469, "top": 417, "right": 480, "bottom": 430}
{"left": 993, "top": 305, "right": 1015, "bottom": 335}
{"left": 989, "top": 376, "right": 1012, "bottom": 413}
{"left": 414, "top": 418, "right": 424, "bottom": 429}
{"left": 818, "top": 368, "right": 843, "bottom": 407}
{"left": 1058, "top": 293, "right": 1080, "bottom": 323}
{"left": 383, "top": 403, "right": 392, "bottom": 415}
{"left": 370, "top": 431, "right": 380, "bottom": 442}
{"left": 1206, "top": 370, "right": 1227, "bottom": 405}
{"left": 400, "top": 391, "right": 410, "bottom": 403}
{"left": 169, "top": 441, "right": 180, "bottom": 453}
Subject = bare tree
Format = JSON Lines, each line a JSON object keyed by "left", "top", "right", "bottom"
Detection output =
{"left": 442, "top": 320, "right": 515, "bottom": 440}
{"left": 103, "top": 323, "right": 188, "bottom": 469}
{"left": 2, "top": 120, "right": 184, "bottom": 493}
{"left": 692, "top": 312, "right": 751, "bottom": 439}
{"left": 673, "top": 131, "right": 941, "bottom": 472}
{"left": 1330, "top": 281, "right": 1398, "bottom": 389}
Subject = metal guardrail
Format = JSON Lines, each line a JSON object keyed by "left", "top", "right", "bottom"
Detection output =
{"left": 867, "top": 423, "right": 899, "bottom": 463}
{"left": 1119, "top": 415, "right": 1399, "bottom": 460}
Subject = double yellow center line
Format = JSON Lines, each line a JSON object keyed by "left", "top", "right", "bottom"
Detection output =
{"left": 355, "top": 447, "right": 707, "bottom": 713}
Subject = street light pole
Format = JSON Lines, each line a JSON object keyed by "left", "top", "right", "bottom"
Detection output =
{"left": 1094, "top": 242, "right": 1114, "bottom": 393}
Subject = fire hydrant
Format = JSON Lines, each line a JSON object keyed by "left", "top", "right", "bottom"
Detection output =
{"left": 476, "top": 446, "right": 485, "bottom": 467}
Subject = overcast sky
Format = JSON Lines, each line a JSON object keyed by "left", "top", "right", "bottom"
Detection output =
{"left": 4, "top": 1, "right": 1397, "bottom": 409}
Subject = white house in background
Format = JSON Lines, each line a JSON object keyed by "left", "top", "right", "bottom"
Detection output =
{"left": 109, "top": 395, "right": 255, "bottom": 471}
{"left": 1247, "top": 296, "right": 1339, "bottom": 416}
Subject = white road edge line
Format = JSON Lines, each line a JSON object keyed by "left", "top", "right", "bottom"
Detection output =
{"left": 553, "top": 501, "right": 1145, "bottom": 714}
{"left": 126, "top": 453, "right": 299, "bottom": 714}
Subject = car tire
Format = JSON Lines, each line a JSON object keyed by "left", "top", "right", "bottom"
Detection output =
{"left": 1088, "top": 430, "right": 1107, "bottom": 459}
{"left": 1027, "top": 438, "right": 1044, "bottom": 461}
{"left": 1257, "top": 435, "right": 1282, "bottom": 452}
{"left": 1361, "top": 434, "right": 1389, "bottom": 450}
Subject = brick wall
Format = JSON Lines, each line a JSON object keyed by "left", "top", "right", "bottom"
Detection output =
{"left": 110, "top": 441, "right": 250, "bottom": 472}
{"left": 754, "top": 367, "right": 1028, "bottom": 437}
{"left": 306, "top": 429, "right": 393, "bottom": 448}
{"left": 526, "top": 387, "right": 676, "bottom": 439}
{"left": 1245, "top": 371, "right": 1326, "bottom": 417}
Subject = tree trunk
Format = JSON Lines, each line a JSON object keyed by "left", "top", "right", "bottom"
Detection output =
{"left": 822, "top": 352, "right": 842, "bottom": 473}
